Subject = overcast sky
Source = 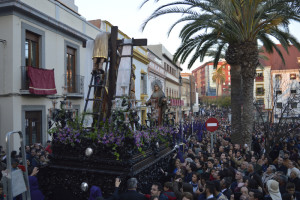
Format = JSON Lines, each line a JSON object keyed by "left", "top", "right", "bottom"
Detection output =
{"left": 75, "top": 0, "right": 300, "bottom": 72}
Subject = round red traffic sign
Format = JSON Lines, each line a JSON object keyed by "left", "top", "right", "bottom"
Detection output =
{"left": 205, "top": 117, "right": 219, "bottom": 132}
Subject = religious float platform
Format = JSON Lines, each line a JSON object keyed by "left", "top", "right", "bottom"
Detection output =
{"left": 37, "top": 26, "right": 179, "bottom": 200}
{"left": 38, "top": 128, "right": 177, "bottom": 200}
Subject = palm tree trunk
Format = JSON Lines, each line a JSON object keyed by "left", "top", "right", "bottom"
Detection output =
{"left": 230, "top": 64, "right": 242, "bottom": 144}
{"left": 241, "top": 69, "right": 255, "bottom": 146}
{"left": 225, "top": 43, "right": 242, "bottom": 145}
{"left": 240, "top": 41, "right": 259, "bottom": 148}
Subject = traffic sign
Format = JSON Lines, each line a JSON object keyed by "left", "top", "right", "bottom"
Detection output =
{"left": 205, "top": 117, "right": 219, "bottom": 132}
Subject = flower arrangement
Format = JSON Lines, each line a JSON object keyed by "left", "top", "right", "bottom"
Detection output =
{"left": 48, "top": 113, "right": 177, "bottom": 160}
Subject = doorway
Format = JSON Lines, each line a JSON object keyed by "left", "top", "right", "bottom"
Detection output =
{"left": 25, "top": 111, "right": 42, "bottom": 145}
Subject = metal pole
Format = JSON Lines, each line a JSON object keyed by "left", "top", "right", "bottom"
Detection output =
{"left": 189, "top": 75, "right": 193, "bottom": 113}
{"left": 5, "top": 131, "right": 31, "bottom": 200}
{"left": 210, "top": 132, "right": 213, "bottom": 153}
{"left": 179, "top": 76, "right": 183, "bottom": 142}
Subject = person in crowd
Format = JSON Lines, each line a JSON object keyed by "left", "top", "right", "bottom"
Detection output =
{"left": 89, "top": 186, "right": 103, "bottom": 200}
{"left": 285, "top": 182, "right": 300, "bottom": 200}
{"left": 189, "top": 172, "right": 200, "bottom": 194}
{"left": 162, "top": 182, "right": 176, "bottom": 200}
{"left": 204, "top": 181, "right": 217, "bottom": 200}
{"left": 274, "top": 157, "right": 287, "bottom": 175}
{"left": 185, "top": 162, "right": 197, "bottom": 183}
{"left": 212, "top": 180, "right": 228, "bottom": 200}
{"left": 45, "top": 140, "right": 52, "bottom": 154}
{"left": 266, "top": 180, "right": 282, "bottom": 200}
{"left": 114, "top": 177, "right": 147, "bottom": 200}
{"left": 288, "top": 169, "right": 300, "bottom": 191}
{"left": 147, "top": 182, "right": 168, "bottom": 200}
{"left": 182, "top": 192, "right": 194, "bottom": 200}
{"left": 220, "top": 178, "right": 232, "bottom": 200}
{"left": 262, "top": 165, "right": 276, "bottom": 184}
{"left": 28, "top": 176, "right": 44, "bottom": 200}
{"left": 230, "top": 171, "right": 243, "bottom": 192}
{"left": 287, "top": 161, "right": 300, "bottom": 178}
{"left": 248, "top": 189, "right": 263, "bottom": 200}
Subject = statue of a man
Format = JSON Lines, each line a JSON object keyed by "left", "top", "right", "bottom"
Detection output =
{"left": 93, "top": 32, "right": 110, "bottom": 73}
{"left": 146, "top": 81, "right": 167, "bottom": 126}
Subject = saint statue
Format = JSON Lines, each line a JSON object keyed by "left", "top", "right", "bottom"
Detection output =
{"left": 92, "top": 31, "right": 110, "bottom": 123}
{"left": 93, "top": 31, "right": 110, "bottom": 73}
{"left": 146, "top": 80, "right": 167, "bottom": 126}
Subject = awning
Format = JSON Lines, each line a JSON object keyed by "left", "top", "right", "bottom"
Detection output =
{"left": 27, "top": 66, "right": 57, "bottom": 95}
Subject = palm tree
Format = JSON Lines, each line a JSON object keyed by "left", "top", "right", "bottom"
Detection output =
{"left": 141, "top": 0, "right": 300, "bottom": 146}
{"left": 141, "top": 0, "right": 244, "bottom": 144}
{"left": 230, "top": 0, "right": 300, "bottom": 145}
{"left": 212, "top": 65, "right": 226, "bottom": 97}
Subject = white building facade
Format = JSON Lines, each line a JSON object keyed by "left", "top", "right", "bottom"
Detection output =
{"left": 0, "top": 0, "right": 102, "bottom": 149}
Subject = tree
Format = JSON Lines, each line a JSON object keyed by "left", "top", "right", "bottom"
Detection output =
{"left": 254, "top": 74, "right": 300, "bottom": 154}
{"left": 212, "top": 66, "right": 226, "bottom": 96}
{"left": 141, "top": 0, "right": 300, "bottom": 146}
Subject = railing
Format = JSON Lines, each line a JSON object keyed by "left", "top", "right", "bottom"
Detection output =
{"left": 255, "top": 76, "right": 264, "bottom": 82}
{"left": 169, "top": 99, "right": 184, "bottom": 106}
{"left": 21, "top": 66, "right": 29, "bottom": 90}
{"left": 64, "top": 74, "right": 84, "bottom": 94}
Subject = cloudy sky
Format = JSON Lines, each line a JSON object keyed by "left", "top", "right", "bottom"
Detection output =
{"left": 74, "top": 0, "right": 300, "bottom": 72}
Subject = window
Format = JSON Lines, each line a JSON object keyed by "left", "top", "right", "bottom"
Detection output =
{"left": 141, "top": 74, "right": 147, "bottom": 94}
{"left": 291, "top": 90, "right": 297, "bottom": 94}
{"left": 276, "top": 90, "right": 282, "bottom": 95}
{"left": 291, "top": 103, "right": 298, "bottom": 109}
{"left": 256, "top": 72, "right": 263, "bottom": 77}
{"left": 25, "top": 111, "right": 42, "bottom": 145}
{"left": 275, "top": 74, "right": 282, "bottom": 83}
{"left": 276, "top": 102, "right": 282, "bottom": 108}
{"left": 25, "top": 31, "right": 40, "bottom": 67}
{"left": 256, "top": 85, "right": 264, "bottom": 96}
{"left": 255, "top": 71, "right": 263, "bottom": 81}
{"left": 66, "top": 46, "right": 76, "bottom": 93}
{"left": 256, "top": 99, "right": 264, "bottom": 109}
{"left": 290, "top": 74, "right": 296, "bottom": 80}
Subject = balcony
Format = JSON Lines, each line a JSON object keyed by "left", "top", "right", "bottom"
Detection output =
{"left": 255, "top": 76, "right": 264, "bottom": 82}
{"left": 64, "top": 74, "right": 84, "bottom": 97}
{"left": 21, "top": 66, "right": 30, "bottom": 91}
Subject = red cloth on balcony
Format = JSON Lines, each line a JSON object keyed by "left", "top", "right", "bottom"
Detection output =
{"left": 28, "top": 66, "right": 57, "bottom": 95}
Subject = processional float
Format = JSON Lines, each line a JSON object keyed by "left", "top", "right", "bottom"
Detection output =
{"left": 38, "top": 26, "right": 177, "bottom": 200}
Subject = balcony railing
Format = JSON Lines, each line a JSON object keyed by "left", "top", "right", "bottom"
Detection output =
{"left": 21, "top": 66, "right": 30, "bottom": 90}
{"left": 64, "top": 74, "right": 84, "bottom": 95}
{"left": 255, "top": 76, "right": 264, "bottom": 82}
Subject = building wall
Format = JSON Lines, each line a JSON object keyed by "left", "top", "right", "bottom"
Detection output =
{"left": 0, "top": 0, "right": 100, "bottom": 149}
{"left": 271, "top": 69, "right": 300, "bottom": 121}
{"left": 253, "top": 66, "right": 272, "bottom": 109}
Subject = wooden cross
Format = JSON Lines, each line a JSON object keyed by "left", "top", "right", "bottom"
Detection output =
{"left": 106, "top": 26, "right": 147, "bottom": 117}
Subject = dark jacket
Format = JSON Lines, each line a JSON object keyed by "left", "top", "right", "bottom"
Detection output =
{"left": 222, "top": 188, "right": 232, "bottom": 200}
{"left": 115, "top": 189, "right": 147, "bottom": 200}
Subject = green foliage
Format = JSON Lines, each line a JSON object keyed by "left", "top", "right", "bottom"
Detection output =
{"left": 201, "top": 96, "right": 231, "bottom": 108}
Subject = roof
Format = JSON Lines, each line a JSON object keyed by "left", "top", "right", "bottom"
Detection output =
{"left": 260, "top": 45, "right": 300, "bottom": 70}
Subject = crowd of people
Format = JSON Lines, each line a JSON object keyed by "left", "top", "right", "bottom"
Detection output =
{"left": 0, "top": 141, "right": 52, "bottom": 200}
{"left": 1, "top": 107, "right": 300, "bottom": 200}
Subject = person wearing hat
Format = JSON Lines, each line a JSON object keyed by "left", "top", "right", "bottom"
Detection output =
{"left": 267, "top": 180, "right": 282, "bottom": 200}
